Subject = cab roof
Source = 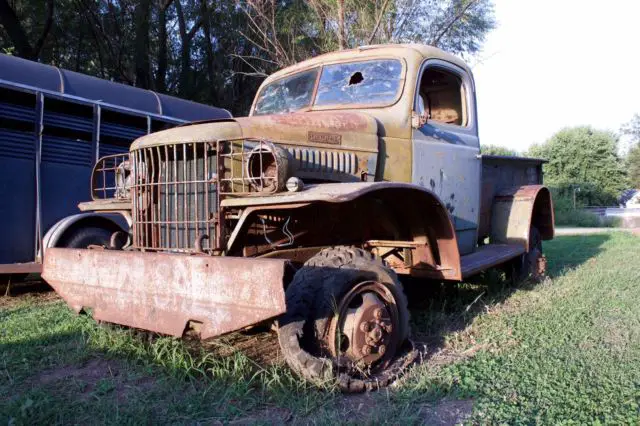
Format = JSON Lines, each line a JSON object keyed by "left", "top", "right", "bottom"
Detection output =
{"left": 263, "top": 43, "right": 471, "bottom": 85}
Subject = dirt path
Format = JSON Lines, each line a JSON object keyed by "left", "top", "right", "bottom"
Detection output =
{"left": 554, "top": 227, "right": 639, "bottom": 236}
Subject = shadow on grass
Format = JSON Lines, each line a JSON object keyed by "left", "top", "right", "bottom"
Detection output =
{"left": 0, "top": 233, "right": 613, "bottom": 423}
{"left": 402, "top": 233, "right": 611, "bottom": 362}
{"left": 0, "top": 310, "right": 320, "bottom": 424}
{"left": 543, "top": 234, "right": 611, "bottom": 277}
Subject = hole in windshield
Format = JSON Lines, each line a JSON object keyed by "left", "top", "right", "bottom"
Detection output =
{"left": 253, "top": 59, "right": 403, "bottom": 115}
{"left": 315, "top": 59, "right": 402, "bottom": 107}
{"left": 348, "top": 72, "right": 364, "bottom": 86}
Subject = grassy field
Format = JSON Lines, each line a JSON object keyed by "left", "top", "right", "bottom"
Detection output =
{"left": 2, "top": 232, "right": 640, "bottom": 424}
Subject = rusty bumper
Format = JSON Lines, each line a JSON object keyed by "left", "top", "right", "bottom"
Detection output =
{"left": 42, "top": 248, "right": 287, "bottom": 339}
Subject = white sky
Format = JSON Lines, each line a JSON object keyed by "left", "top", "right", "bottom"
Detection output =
{"left": 472, "top": 0, "right": 640, "bottom": 152}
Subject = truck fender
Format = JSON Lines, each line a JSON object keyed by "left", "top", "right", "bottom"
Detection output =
{"left": 225, "top": 182, "right": 462, "bottom": 280}
{"left": 40, "top": 213, "right": 128, "bottom": 260}
{"left": 490, "top": 185, "right": 555, "bottom": 251}
{"left": 340, "top": 184, "right": 462, "bottom": 279}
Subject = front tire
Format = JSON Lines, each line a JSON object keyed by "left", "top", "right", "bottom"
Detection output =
{"left": 277, "top": 247, "right": 410, "bottom": 391}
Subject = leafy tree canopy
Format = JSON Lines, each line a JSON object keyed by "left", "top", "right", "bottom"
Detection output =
{"left": 627, "top": 145, "right": 640, "bottom": 189}
{"left": 0, "top": 0, "right": 495, "bottom": 115}
{"left": 621, "top": 114, "right": 640, "bottom": 189}
{"left": 528, "top": 127, "right": 628, "bottom": 206}
{"left": 621, "top": 114, "right": 640, "bottom": 144}
{"left": 481, "top": 144, "right": 519, "bottom": 156}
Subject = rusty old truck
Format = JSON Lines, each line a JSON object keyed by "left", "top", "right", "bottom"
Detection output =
{"left": 42, "top": 44, "right": 554, "bottom": 391}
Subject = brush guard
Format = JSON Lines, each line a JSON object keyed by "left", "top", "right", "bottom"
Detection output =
{"left": 42, "top": 248, "right": 287, "bottom": 339}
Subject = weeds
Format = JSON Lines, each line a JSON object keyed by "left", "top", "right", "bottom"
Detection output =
{"left": 2, "top": 232, "right": 640, "bottom": 423}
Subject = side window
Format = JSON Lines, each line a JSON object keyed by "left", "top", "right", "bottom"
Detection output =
{"left": 418, "top": 67, "right": 466, "bottom": 126}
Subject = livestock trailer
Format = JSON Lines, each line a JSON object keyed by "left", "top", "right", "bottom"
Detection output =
{"left": 0, "top": 54, "right": 230, "bottom": 277}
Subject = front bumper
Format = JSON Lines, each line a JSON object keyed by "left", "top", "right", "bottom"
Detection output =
{"left": 42, "top": 248, "right": 287, "bottom": 339}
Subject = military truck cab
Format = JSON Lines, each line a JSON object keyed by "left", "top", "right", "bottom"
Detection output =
{"left": 43, "top": 44, "right": 554, "bottom": 391}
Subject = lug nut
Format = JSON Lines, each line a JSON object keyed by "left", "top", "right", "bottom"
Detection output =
{"left": 361, "top": 345, "right": 373, "bottom": 356}
{"left": 360, "top": 321, "right": 370, "bottom": 332}
{"left": 369, "top": 327, "right": 383, "bottom": 342}
{"left": 374, "top": 308, "right": 385, "bottom": 319}
{"left": 378, "top": 345, "right": 386, "bottom": 355}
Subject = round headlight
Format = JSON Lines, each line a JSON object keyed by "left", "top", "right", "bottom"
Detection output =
{"left": 246, "top": 141, "right": 288, "bottom": 192}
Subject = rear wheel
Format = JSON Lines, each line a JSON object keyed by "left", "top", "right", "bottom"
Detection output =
{"left": 512, "top": 226, "right": 546, "bottom": 282}
{"left": 277, "top": 247, "right": 411, "bottom": 392}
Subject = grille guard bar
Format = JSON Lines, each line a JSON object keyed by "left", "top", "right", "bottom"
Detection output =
{"left": 128, "top": 139, "right": 282, "bottom": 254}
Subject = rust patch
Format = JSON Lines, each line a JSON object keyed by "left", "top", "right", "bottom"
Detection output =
{"left": 268, "top": 112, "right": 371, "bottom": 132}
{"left": 42, "top": 248, "right": 287, "bottom": 339}
{"left": 308, "top": 131, "right": 342, "bottom": 145}
{"left": 494, "top": 184, "right": 544, "bottom": 201}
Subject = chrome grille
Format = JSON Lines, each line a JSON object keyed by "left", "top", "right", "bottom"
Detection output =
{"left": 288, "top": 147, "right": 357, "bottom": 176}
{"left": 131, "top": 142, "right": 218, "bottom": 253}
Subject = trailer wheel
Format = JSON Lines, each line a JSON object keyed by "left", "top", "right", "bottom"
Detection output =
{"left": 513, "top": 226, "right": 546, "bottom": 282}
{"left": 277, "top": 247, "right": 411, "bottom": 391}
{"left": 59, "top": 226, "right": 113, "bottom": 249}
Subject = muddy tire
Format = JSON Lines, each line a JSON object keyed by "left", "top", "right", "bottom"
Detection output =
{"left": 513, "top": 226, "right": 546, "bottom": 282}
{"left": 277, "top": 247, "right": 411, "bottom": 392}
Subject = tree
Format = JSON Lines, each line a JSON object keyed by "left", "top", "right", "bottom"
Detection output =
{"left": 621, "top": 114, "right": 640, "bottom": 144}
{"left": 481, "top": 144, "right": 519, "bottom": 156}
{"left": 628, "top": 145, "right": 640, "bottom": 189}
{"left": 528, "top": 127, "right": 628, "bottom": 206}
{"left": 0, "top": 0, "right": 54, "bottom": 59}
{"left": 620, "top": 113, "right": 640, "bottom": 156}
{"left": 238, "top": 0, "right": 495, "bottom": 71}
{"left": 0, "top": 0, "right": 495, "bottom": 116}
{"left": 621, "top": 114, "right": 640, "bottom": 186}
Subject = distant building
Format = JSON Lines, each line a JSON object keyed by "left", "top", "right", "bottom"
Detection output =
{"left": 626, "top": 191, "right": 640, "bottom": 207}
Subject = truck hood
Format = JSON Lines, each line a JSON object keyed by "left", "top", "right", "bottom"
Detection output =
{"left": 130, "top": 111, "right": 381, "bottom": 182}
{"left": 131, "top": 111, "right": 379, "bottom": 154}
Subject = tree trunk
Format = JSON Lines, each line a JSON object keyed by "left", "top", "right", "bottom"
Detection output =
{"left": 134, "top": 0, "right": 152, "bottom": 89}
{"left": 200, "top": 0, "right": 217, "bottom": 104}
{"left": 337, "top": 0, "right": 346, "bottom": 49}
{"left": 174, "top": 0, "right": 191, "bottom": 96}
{"left": 0, "top": 0, "right": 37, "bottom": 59}
{"left": 174, "top": 0, "right": 203, "bottom": 97}
{"left": 33, "top": 0, "right": 54, "bottom": 58}
{"left": 156, "top": 0, "right": 174, "bottom": 93}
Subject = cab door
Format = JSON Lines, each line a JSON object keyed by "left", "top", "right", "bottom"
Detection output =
{"left": 411, "top": 60, "right": 481, "bottom": 255}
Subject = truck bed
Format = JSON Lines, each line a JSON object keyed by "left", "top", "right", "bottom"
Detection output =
{"left": 478, "top": 155, "right": 547, "bottom": 240}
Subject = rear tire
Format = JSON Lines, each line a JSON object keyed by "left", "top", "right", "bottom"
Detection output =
{"left": 277, "top": 246, "right": 410, "bottom": 391}
{"left": 513, "top": 226, "right": 546, "bottom": 282}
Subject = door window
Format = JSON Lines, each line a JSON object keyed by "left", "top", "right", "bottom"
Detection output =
{"left": 418, "top": 67, "right": 467, "bottom": 126}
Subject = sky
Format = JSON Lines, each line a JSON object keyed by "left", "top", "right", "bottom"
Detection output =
{"left": 472, "top": 0, "right": 640, "bottom": 152}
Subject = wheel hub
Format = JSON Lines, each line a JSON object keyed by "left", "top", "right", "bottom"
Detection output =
{"left": 328, "top": 281, "right": 400, "bottom": 368}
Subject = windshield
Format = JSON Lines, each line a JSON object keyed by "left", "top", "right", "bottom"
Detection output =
{"left": 252, "top": 59, "right": 403, "bottom": 115}
{"left": 253, "top": 69, "right": 318, "bottom": 116}
{"left": 315, "top": 59, "right": 403, "bottom": 107}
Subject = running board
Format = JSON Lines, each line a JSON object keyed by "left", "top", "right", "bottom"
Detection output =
{"left": 461, "top": 244, "right": 525, "bottom": 278}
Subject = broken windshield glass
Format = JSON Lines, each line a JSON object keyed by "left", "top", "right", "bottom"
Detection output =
{"left": 314, "top": 59, "right": 402, "bottom": 107}
{"left": 253, "top": 68, "right": 319, "bottom": 116}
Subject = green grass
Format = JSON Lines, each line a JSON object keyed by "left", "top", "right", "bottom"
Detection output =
{"left": 554, "top": 208, "right": 621, "bottom": 227}
{"left": 2, "top": 232, "right": 640, "bottom": 424}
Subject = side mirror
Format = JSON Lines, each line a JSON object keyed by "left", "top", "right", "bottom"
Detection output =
{"left": 412, "top": 95, "right": 428, "bottom": 128}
